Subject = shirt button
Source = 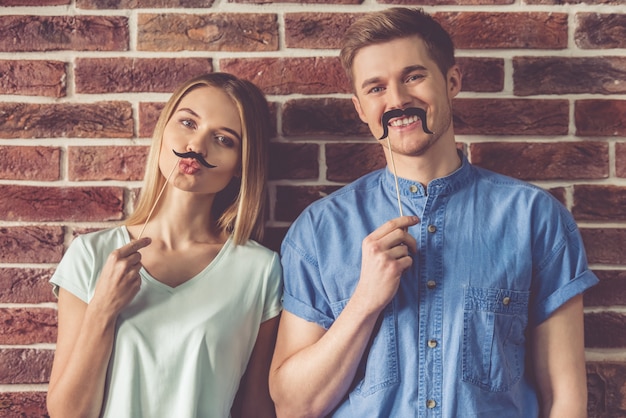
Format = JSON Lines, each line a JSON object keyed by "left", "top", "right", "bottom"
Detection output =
{"left": 427, "top": 224, "right": 437, "bottom": 233}
{"left": 427, "top": 280, "right": 436, "bottom": 289}
{"left": 502, "top": 296, "right": 511, "bottom": 305}
{"left": 426, "top": 399, "right": 437, "bottom": 409}
{"left": 428, "top": 339, "right": 438, "bottom": 348}
{"left": 409, "top": 184, "right": 418, "bottom": 193}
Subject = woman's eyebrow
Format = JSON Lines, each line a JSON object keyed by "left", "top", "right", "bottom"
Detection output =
{"left": 176, "top": 107, "right": 242, "bottom": 142}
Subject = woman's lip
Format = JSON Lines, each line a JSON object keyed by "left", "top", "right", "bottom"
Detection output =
{"left": 179, "top": 159, "right": 201, "bottom": 174}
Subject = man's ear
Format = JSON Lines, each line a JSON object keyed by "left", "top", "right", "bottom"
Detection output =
{"left": 352, "top": 95, "right": 368, "bottom": 124}
{"left": 447, "top": 65, "right": 462, "bottom": 99}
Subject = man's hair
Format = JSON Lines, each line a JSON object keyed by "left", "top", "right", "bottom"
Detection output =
{"left": 340, "top": 7, "right": 456, "bottom": 87}
{"left": 126, "top": 72, "right": 272, "bottom": 245}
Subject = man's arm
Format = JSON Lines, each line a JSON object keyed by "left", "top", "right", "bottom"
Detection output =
{"left": 532, "top": 294, "right": 588, "bottom": 418}
{"left": 269, "top": 216, "right": 419, "bottom": 418}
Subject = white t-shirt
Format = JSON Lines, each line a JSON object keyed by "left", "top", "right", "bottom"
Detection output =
{"left": 51, "top": 226, "right": 283, "bottom": 418}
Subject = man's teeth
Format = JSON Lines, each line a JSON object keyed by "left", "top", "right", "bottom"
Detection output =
{"left": 389, "top": 115, "right": 419, "bottom": 127}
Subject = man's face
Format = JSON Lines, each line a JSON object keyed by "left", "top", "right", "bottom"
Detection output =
{"left": 351, "top": 35, "right": 461, "bottom": 158}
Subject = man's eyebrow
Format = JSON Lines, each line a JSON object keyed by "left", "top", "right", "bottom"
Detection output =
{"left": 359, "top": 65, "right": 429, "bottom": 90}
{"left": 402, "top": 65, "right": 428, "bottom": 76}
{"left": 176, "top": 107, "right": 242, "bottom": 142}
{"left": 360, "top": 77, "right": 382, "bottom": 90}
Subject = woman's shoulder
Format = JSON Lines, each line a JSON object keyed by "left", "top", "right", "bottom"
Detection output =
{"left": 231, "top": 239, "right": 278, "bottom": 260}
{"left": 69, "top": 226, "right": 128, "bottom": 254}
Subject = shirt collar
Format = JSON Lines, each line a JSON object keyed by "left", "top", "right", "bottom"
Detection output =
{"left": 382, "top": 150, "right": 473, "bottom": 198}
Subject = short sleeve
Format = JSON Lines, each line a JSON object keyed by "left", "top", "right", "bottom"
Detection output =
{"left": 261, "top": 251, "right": 284, "bottom": 322}
{"left": 280, "top": 218, "right": 336, "bottom": 330}
{"left": 530, "top": 204, "right": 599, "bottom": 326}
{"left": 49, "top": 235, "right": 96, "bottom": 303}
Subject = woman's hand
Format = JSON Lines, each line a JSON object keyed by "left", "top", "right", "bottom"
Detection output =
{"left": 90, "top": 237, "right": 152, "bottom": 317}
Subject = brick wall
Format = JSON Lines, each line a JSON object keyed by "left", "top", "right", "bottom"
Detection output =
{"left": 0, "top": 0, "right": 624, "bottom": 417}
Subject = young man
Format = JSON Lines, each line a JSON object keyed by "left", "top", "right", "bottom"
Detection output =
{"left": 269, "top": 8, "right": 598, "bottom": 417}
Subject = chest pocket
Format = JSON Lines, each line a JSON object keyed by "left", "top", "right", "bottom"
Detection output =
{"left": 330, "top": 298, "right": 399, "bottom": 397}
{"left": 462, "top": 286, "right": 530, "bottom": 392}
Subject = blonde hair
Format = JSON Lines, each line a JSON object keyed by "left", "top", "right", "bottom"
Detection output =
{"left": 340, "top": 7, "right": 456, "bottom": 88}
{"left": 126, "top": 73, "right": 271, "bottom": 245}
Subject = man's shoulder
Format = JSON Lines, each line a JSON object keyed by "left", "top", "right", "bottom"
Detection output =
{"left": 302, "top": 169, "right": 385, "bottom": 213}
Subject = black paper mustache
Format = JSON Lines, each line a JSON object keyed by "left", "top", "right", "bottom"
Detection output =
{"left": 378, "top": 107, "right": 433, "bottom": 140}
{"left": 172, "top": 149, "right": 216, "bottom": 168}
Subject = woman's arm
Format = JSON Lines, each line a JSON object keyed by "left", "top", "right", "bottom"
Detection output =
{"left": 47, "top": 238, "right": 150, "bottom": 418}
{"left": 231, "top": 316, "right": 280, "bottom": 418}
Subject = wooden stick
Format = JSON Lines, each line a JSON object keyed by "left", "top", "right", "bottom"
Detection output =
{"left": 386, "top": 137, "right": 403, "bottom": 217}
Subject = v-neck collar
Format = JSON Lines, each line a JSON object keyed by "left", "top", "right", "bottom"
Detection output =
{"left": 121, "top": 226, "right": 233, "bottom": 293}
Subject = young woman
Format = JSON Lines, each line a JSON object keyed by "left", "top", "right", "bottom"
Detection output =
{"left": 47, "top": 73, "right": 282, "bottom": 418}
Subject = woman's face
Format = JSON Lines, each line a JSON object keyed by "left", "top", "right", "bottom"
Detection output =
{"left": 160, "top": 85, "right": 243, "bottom": 196}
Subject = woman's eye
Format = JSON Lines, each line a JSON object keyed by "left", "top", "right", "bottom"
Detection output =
{"left": 216, "top": 135, "right": 235, "bottom": 148}
{"left": 181, "top": 119, "right": 196, "bottom": 129}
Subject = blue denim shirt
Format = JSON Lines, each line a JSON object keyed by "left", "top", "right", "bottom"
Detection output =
{"left": 280, "top": 154, "right": 598, "bottom": 417}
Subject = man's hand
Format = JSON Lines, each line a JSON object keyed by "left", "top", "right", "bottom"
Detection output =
{"left": 355, "top": 216, "right": 419, "bottom": 314}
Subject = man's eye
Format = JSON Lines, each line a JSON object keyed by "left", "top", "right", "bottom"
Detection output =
{"left": 406, "top": 74, "right": 424, "bottom": 83}
{"left": 368, "top": 86, "right": 384, "bottom": 94}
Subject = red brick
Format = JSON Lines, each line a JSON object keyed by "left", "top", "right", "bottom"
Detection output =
{"left": 282, "top": 98, "right": 369, "bottom": 137}
{"left": 470, "top": 142, "right": 608, "bottom": 181}
{"left": 514, "top": 57, "right": 626, "bottom": 96}
{"left": 617, "top": 143, "right": 626, "bottom": 178}
{"left": 0, "top": 392, "right": 48, "bottom": 418}
{"left": 454, "top": 99, "right": 569, "bottom": 136}
{"left": 269, "top": 143, "right": 319, "bottom": 181}
{"left": 436, "top": 12, "right": 567, "bottom": 49}
{"left": 547, "top": 187, "right": 566, "bottom": 206}
{"left": 575, "top": 100, "right": 626, "bottom": 137}
{"left": 585, "top": 270, "right": 626, "bottom": 307}
{"left": 382, "top": 0, "right": 512, "bottom": 4}
{"left": 585, "top": 312, "right": 626, "bottom": 348}
{"left": 0, "top": 308, "right": 57, "bottom": 345}
{"left": 0, "top": 60, "right": 66, "bottom": 97}
{"left": 530, "top": 0, "right": 622, "bottom": 3}
{"left": 137, "top": 13, "right": 278, "bottom": 52}
{"left": 0, "top": 185, "right": 124, "bottom": 222}
{"left": 68, "top": 146, "right": 148, "bottom": 181}
{"left": 139, "top": 102, "right": 165, "bottom": 138}
{"left": 284, "top": 13, "right": 359, "bottom": 49}
{"left": 580, "top": 228, "right": 626, "bottom": 265}
{"left": 0, "top": 102, "right": 133, "bottom": 139}
{"left": 0, "top": 348, "right": 53, "bottom": 384}
{"left": 275, "top": 186, "right": 342, "bottom": 222}
{"left": 0, "top": 146, "right": 61, "bottom": 181}
{"left": 262, "top": 226, "right": 288, "bottom": 254}
{"left": 0, "top": 268, "right": 55, "bottom": 304}
{"left": 220, "top": 57, "right": 350, "bottom": 95}
{"left": 0, "top": 15, "right": 128, "bottom": 52}
{"left": 573, "top": 185, "right": 626, "bottom": 221}
{"left": 326, "top": 143, "right": 385, "bottom": 182}
{"left": 0, "top": 226, "right": 64, "bottom": 264}
{"left": 576, "top": 13, "right": 626, "bottom": 49}
{"left": 236, "top": 0, "right": 357, "bottom": 3}
{"left": 587, "top": 362, "right": 626, "bottom": 418}
{"left": 78, "top": 0, "right": 211, "bottom": 7}
{"left": 75, "top": 58, "right": 212, "bottom": 94}
{"left": 458, "top": 57, "right": 504, "bottom": 92}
